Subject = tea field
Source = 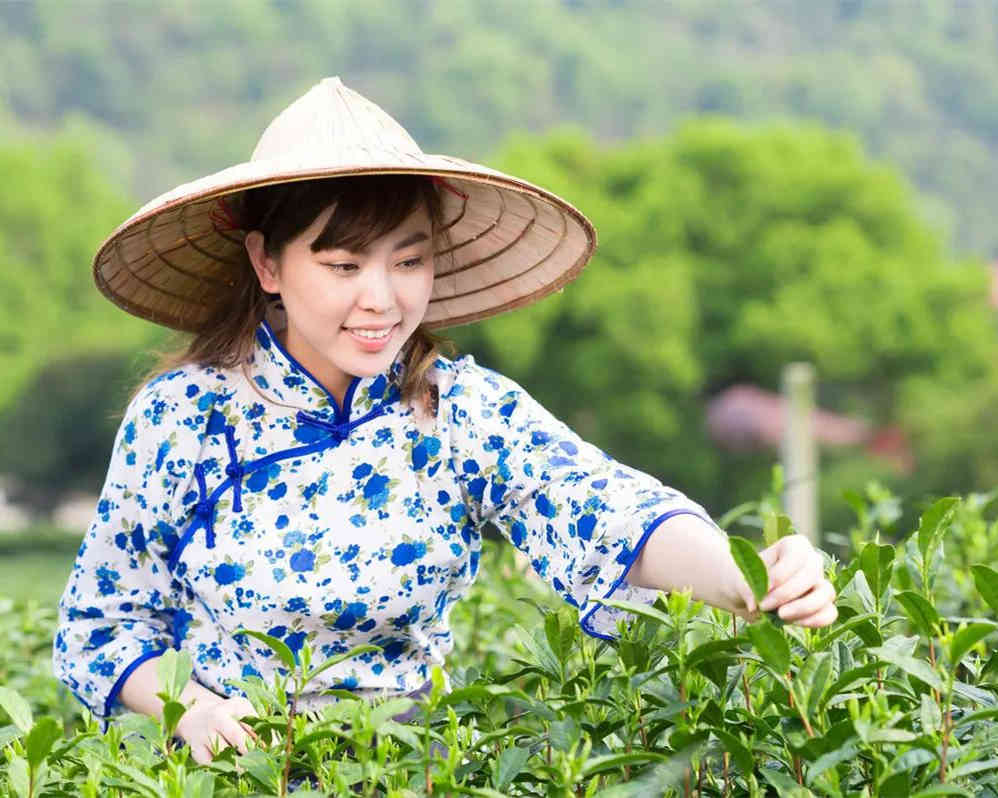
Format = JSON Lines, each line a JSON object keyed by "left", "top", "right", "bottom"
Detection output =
{"left": 2, "top": 486, "right": 998, "bottom": 796}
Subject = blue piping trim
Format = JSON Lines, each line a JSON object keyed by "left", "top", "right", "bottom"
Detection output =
{"left": 223, "top": 425, "right": 244, "bottom": 513}
{"left": 166, "top": 400, "right": 399, "bottom": 573}
{"left": 579, "top": 509, "right": 715, "bottom": 641}
{"left": 261, "top": 317, "right": 360, "bottom": 418}
{"left": 104, "top": 645, "right": 171, "bottom": 718}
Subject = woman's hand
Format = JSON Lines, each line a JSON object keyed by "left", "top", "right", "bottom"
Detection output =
{"left": 728, "top": 535, "right": 838, "bottom": 628}
{"left": 175, "top": 695, "right": 259, "bottom": 765}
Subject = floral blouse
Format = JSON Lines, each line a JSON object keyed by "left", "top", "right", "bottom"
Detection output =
{"left": 53, "top": 309, "right": 719, "bottom": 723}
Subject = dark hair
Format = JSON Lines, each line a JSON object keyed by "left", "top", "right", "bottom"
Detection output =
{"left": 138, "top": 174, "right": 454, "bottom": 414}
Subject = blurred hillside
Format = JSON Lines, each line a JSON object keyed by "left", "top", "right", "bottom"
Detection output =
{"left": 2, "top": 0, "right": 998, "bottom": 255}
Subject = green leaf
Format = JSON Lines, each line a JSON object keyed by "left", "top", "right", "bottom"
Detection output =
{"left": 514, "top": 625, "right": 562, "bottom": 680}
{"left": 304, "top": 644, "right": 381, "bottom": 684}
{"left": 686, "top": 638, "right": 743, "bottom": 670}
{"left": 950, "top": 623, "right": 994, "bottom": 665}
{"left": 910, "top": 786, "right": 971, "bottom": 797}
{"left": 759, "top": 766, "right": 817, "bottom": 796}
{"left": 368, "top": 697, "right": 415, "bottom": 732}
{"left": 495, "top": 746, "right": 531, "bottom": 790}
{"left": 594, "top": 597, "right": 674, "bottom": 628}
{"left": 235, "top": 629, "right": 297, "bottom": 671}
{"left": 763, "top": 513, "right": 794, "bottom": 546}
{"left": 867, "top": 646, "right": 943, "bottom": 691}
{"left": 550, "top": 717, "right": 581, "bottom": 752}
{"left": 915, "top": 497, "right": 959, "bottom": 560}
{"left": 859, "top": 541, "right": 895, "bottom": 601}
{"left": 972, "top": 565, "right": 998, "bottom": 615}
{"left": 0, "top": 687, "right": 32, "bottom": 734}
{"left": 729, "top": 536, "right": 769, "bottom": 604}
{"left": 747, "top": 618, "right": 790, "bottom": 674}
{"left": 894, "top": 591, "right": 941, "bottom": 637}
{"left": 806, "top": 741, "right": 859, "bottom": 786}
{"left": 7, "top": 754, "right": 29, "bottom": 798}
{"left": 161, "top": 699, "right": 187, "bottom": 737}
{"left": 793, "top": 652, "right": 832, "bottom": 721}
{"left": 23, "top": 717, "right": 61, "bottom": 771}
{"left": 581, "top": 751, "right": 671, "bottom": 778}
{"left": 236, "top": 749, "right": 282, "bottom": 792}
{"left": 711, "top": 728, "right": 753, "bottom": 773}
{"left": 155, "top": 647, "right": 193, "bottom": 701}
{"left": 920, "top": 692, "right": 942, "bottom": 733}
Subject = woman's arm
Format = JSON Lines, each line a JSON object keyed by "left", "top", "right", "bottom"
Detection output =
{"left": 118, "top": 655, "right": 225, "bottom": 719}
{"left": 627, "top": 514, "right": 838, "bottom": 627}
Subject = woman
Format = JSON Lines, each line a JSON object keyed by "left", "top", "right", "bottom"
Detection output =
{"left": 53, "top": 77, "right": 837, "bottom": 766}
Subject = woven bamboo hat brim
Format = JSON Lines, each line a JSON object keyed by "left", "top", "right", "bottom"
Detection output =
{"left": 93, "top": 77, "right": 597, "bottom": 332}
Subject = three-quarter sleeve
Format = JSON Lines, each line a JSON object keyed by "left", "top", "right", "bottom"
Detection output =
{"left": 444, "top": 356, "right": 724, "bottom": 640}
{"left": 53, "top": 376, "right": 193, "bottom": 722}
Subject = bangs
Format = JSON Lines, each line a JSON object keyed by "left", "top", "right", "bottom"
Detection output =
{"left": 311, "top": 175, "right": 436, "bottom": 254}
{"left": 240, "top": 174, "right": 442, "bottom": 258}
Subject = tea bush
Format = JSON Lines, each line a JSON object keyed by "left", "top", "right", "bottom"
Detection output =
{"left": 2, "top": 486, "right": 998, "bottom": 796}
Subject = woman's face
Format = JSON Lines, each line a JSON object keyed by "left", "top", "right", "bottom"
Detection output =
{"left": 246, "top": 202, "right": 436, "bottom": 404}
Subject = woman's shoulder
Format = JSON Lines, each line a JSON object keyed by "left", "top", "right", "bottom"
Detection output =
{"left": 429, "top": 352, "right": 527, "bottom": 404}
{"left": 123, "top": 361, "right": 232, "bottom": 436}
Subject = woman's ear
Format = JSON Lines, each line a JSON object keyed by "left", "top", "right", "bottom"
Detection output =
{"left": 245, "top": 231, "right": 281, "bottom": 294}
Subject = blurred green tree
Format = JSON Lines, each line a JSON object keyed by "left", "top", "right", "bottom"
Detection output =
{"left": 449, "top": 120, "right": 997, "bottom": 521}
{"left": 0, "top": 129, "right": 156, "bottom": 414}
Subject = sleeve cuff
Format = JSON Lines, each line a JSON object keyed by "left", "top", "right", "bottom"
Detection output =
{"left": 579, "top": 508, "right": 720, "bottom": 640}
{"left": 103, "top": 645, "right": 173, "bottom": 719}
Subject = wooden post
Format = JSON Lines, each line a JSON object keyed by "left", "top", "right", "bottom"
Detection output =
{"left": 781, "top": 363, "right": 819, "bottom": 544}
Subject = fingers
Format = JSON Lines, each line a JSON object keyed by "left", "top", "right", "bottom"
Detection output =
{"left": 774, "top": 579, "right": 836, "bottom": 623}
{"left": 794, "top": 602, "right": 839, "bottom": 628}
{"left": 755, "top": 536, "right": 837, "bottom": 628}
{"left": 181, "top": 696, "right": 259, "bottom": 764}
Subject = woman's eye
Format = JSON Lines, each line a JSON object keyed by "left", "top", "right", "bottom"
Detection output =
{"left": 324, "top": 262, "right": 358, "bottom": 272}
{"left": 400, "top": 257, "right": 423, "bottom": 269}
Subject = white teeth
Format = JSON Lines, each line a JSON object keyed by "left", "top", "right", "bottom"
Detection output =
{"left": 352, "top": 327, "right": 393, "bottom": 339}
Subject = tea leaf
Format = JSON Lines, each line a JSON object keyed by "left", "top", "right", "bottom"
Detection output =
{"left": 763, "top": 513, "right": 793, "bottom": 546}
{"left": 910, "top": 786, "right": 973, "bottom": 796}
{"left": 235, "top": 629, "right": 297, "bottom": 671}
{"left": 594, "top": 597, "right": 674, "bottom": 628}
{"left": 729, "top": 536, "right": 769, "bottom": 604}
{"left": 160, "top": 699, "right": 187, "bottom": 738}
{"left": 155, "top": 647, "right": 193, "bottom": 701}
{"left": 24, "top": 716, "right": 61, "bottom": 770}
{"left": 894, "top": 591, "right": 941, "bottom": 637}
{"left": 7, "top": 755, "right": 29, "bottom": 798}
{"left": 915, "top": 497, "right": 959, "bottom": 560}
{"left": 867, "top": 646, "right": 943, "bottom": 691}
{"left": 747, "top": 618, "right": 790, "bottom": 674}
{"left": 759, "top": 766, "right": 817, "bottom": 796}
{"left": 806, "top": 741, "right": 860, "bottom": 786}
{"left": 304, "top": 644, "right": 381, "bottom": 684}
{"left": 920, "top": 693, "right": 942, "bottom": 733}
{"left": 950, "top": 623, "right": 994, "bottom": 665}
{"left": 581, "top": 750, "right": 671, "bottom": 777}
{"left": 859, "top": 541, "right": 894, "bottom": 601}
{"left": 495, "top": 746, "right": 530, "bottom": 790}
{"left": 0, "top": 686, "right": 32, "bottom": 734}
{"left": 972, "top": 565, "right": 998, "bottom": 614}
{"left": 711, "top": 728, "right": 753, "bottom": 773}
{"left": 793, "top": 652, "right": 832, "bottom": 720}
{"left": 369, "top": 697, "right": 415, "bottom": 732}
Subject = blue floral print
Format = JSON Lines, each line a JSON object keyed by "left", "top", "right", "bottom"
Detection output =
{"left": 53, "top": 308, "right": 720, "bottom": 724}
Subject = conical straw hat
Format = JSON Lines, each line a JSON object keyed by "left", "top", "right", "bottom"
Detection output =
{"left": 93, "top": 77, "right": 597, "bottom": 331}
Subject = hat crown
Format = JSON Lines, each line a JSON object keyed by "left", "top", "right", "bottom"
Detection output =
{"left": 251, "top": 77, "right": 424, "bottom": 163}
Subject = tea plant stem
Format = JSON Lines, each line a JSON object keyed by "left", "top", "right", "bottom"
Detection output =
{"left": 280, "top": 690, "right": 298, "bottom": 797}
{"left": 794, "top": 755, "right": 803, "bottom": 785}
{"left": 723, "top": 752, "right": 730, "bottom": 797}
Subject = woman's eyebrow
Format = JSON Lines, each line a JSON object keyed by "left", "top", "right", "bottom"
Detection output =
{"left": 319, "top": 231, "right": 430, "bottom": 255}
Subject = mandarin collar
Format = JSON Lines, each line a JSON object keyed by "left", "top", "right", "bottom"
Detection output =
{"left": 246, "top": 305, "right": 407, "bottom": 421}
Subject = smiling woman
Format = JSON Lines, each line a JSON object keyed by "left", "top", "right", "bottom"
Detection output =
{"left": 53, "top": 77, "right": 836, "bottom": 769}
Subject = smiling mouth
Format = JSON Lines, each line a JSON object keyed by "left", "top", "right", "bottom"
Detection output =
{"left": 343, "top": 323, "right": 399, "bottom": 340}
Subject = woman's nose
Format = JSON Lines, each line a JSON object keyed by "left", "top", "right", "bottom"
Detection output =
{"left": 356, "top": 266, "right": 395, "bottom": 312}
